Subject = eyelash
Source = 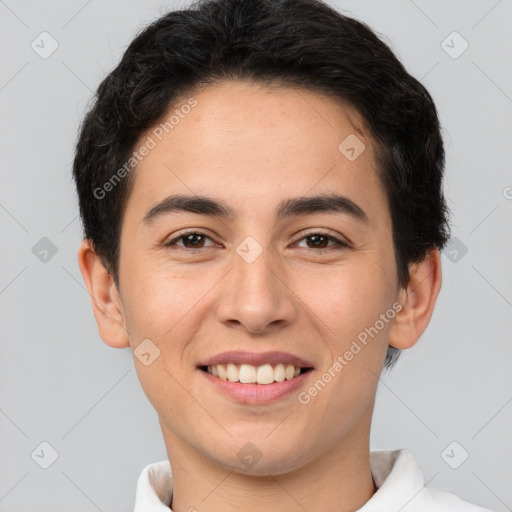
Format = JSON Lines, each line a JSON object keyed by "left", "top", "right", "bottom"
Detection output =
{"left": 163, "top": 230, "right": 351, "bottom": 253}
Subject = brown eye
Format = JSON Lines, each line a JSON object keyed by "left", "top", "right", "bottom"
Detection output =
{"left": 165, "top": 231, "right": 216, "bottom": 249}
{"left": 304, "top": 234, "right": 330, "bottom": 249}
{"left": 295, "top": 231, "right": 350, "bottom": 251}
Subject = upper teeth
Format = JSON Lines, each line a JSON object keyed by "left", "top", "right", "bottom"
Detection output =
{"left": 207, "top": 363, "right": 301, "bottom": 384}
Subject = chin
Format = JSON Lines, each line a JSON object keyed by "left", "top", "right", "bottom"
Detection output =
{"left": 230, "top": 456, "right": 304, "bottom": 477}
{"left": 210, "top": 441, "right": 310, "bottom": 477}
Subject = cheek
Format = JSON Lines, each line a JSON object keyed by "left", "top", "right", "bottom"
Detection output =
{"left": 296, "top": 258, "right": 396, "bottom": 359}
{"left": 123, "top": 270, "right": 203, "bottom": 411}
{"left": 122, "top": 262, "right": 205, "bottom": 339}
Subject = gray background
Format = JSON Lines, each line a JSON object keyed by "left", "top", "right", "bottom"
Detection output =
{"left": 0, "top": 0, "right": 511, "bottom": 510}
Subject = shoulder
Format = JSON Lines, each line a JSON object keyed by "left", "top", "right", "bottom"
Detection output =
{"left": 133, "top": 459, "right": 173, "bottom": 511}
{"left": 413, "top": 485, "right": 495, "bottom": 512}
{"left": 363, "top": 449, "right": 495, "bottom": 512}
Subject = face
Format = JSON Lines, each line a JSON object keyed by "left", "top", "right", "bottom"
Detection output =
{"left": 113, "top": 81, "right": 401, "bottom": 474}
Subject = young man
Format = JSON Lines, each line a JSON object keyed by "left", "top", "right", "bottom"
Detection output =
{"left": 73, "top": 0, "right": 494, "bottom": 510}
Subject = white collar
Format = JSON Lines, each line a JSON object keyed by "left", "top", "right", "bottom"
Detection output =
{"left": 133, "top": 448, "right": 493, "bottom": 511}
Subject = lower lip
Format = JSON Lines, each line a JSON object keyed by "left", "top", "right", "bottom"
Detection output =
{"left": 199, "top": 368, "right": 313, "bottom": 404}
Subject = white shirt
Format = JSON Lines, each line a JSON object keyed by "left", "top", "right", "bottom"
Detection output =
{"left": 133, "top": 448, "right": 495, "bottom": 511}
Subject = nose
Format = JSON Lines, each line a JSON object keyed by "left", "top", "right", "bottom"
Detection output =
{"left": 215, "top": 242, "right": 298, "bottom": 335}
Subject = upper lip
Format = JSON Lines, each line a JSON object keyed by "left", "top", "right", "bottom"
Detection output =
{"left": 198, "top": 350, "right": 315, "bottom": 369}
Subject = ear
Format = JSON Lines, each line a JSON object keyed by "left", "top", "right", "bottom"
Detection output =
{"left": 388, "top": 248, "right": 442, "bottom": 350}
{"left": 77, "top": 239, "right": 130, "bottom": 348}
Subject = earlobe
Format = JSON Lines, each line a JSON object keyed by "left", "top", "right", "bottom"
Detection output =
{"left": 77, "top": 239, "right": 131, "bottom": 349}
{"left": 388, "top": 248, "right": 442, "bottom": 350}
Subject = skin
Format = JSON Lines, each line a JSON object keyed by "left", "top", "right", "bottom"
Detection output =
{"left": 78, "top": 80, "right": 442, "bottom": 512}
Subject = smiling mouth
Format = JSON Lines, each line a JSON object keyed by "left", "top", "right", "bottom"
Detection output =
{"left": 199, "top": 363, "right": 314, "bottom": 385}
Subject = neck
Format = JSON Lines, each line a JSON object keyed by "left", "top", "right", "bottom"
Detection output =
{"left": 161, "top": 412, "right": 377, "bottom": 512}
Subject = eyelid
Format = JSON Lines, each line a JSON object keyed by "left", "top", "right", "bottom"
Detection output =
{"left": 293, "top": 228, "right": 351, "bottom": 249}
{"left": 165, "top": 229, "right": 219, "bottom": 248}
{"left": 165, "top": 228, "right": 351, "bottom": 250}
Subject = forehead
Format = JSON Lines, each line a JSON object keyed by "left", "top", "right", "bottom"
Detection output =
{"left": 172, "top": 80, "right": 370, "bottom": 154}
{"left": 125, "top": 80, "right": 389, "bottom": 226}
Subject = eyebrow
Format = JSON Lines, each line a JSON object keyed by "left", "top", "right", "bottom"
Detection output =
{"left": 142, "top": 193, "right": 369, "bottom": 226}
